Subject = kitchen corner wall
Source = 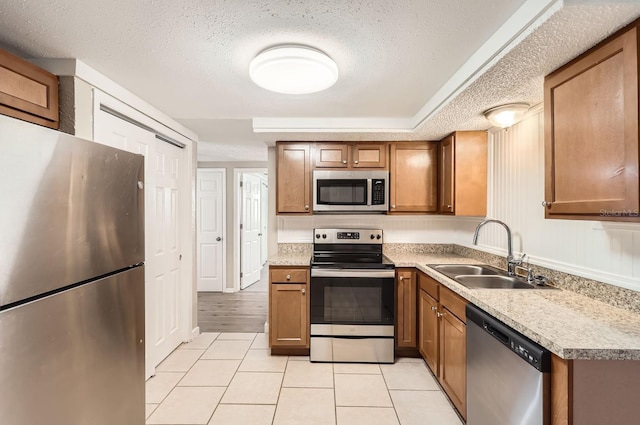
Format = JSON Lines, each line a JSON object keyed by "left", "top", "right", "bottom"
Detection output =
{"left": 276, "top": 109, "right": 640, "bottom": 293}
{"left": 482, "top": 109, "right": 639, "bottom": 292}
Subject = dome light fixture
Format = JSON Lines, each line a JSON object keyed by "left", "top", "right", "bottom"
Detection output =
{"left": 249, "top": 45, "right": 339, "bottom": 94}
{"left": 483, "top": 103, "right": 530, "bottom": 128}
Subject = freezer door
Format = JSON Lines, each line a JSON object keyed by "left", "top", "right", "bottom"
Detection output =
{"left": 0, "top": 266, "right": 145, "bottom": 425}
{"left": 0, "top": 114, "right": 144, "bottom": 306}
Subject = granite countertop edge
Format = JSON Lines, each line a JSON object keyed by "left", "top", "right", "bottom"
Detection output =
{"left": 268, "top": 250, "right": 640, "bottom": 361}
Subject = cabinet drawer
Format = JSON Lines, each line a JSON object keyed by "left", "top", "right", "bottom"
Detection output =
{"left": 270, "top": 269, "right": 308, "bottom": 284}
{"left": 418, "top": 272, "right": 439, "bottom": 300}
{"left": 440, "top": 286, "right": 467, "bottom": 323}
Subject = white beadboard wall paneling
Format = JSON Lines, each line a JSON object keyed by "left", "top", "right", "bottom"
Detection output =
{"left": 277, "top": 216, "right": 483, "bottom": 245}
{"left": 475, "top": 111, "right": 640, "bottom": 292}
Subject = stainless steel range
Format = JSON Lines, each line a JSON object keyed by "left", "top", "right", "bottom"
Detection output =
{"left": 310, "top": 228, "right": 395, "bottom": 363}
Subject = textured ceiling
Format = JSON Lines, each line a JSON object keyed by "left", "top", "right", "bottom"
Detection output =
{"left": 0, "top": 1, "right": 639, "bottom": 161}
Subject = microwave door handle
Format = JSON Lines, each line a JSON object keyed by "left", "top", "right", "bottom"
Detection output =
{"left": 367, "top": 179, "right": 372, "bottom": 206}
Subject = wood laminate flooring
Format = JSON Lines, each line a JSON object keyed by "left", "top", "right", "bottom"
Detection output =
{"left": 197, "top": 267, "right": 268, "bottom": 333}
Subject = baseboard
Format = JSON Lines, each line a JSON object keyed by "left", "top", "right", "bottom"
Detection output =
{"left": 190, "top": 326, "right": 200, "bottom": 341}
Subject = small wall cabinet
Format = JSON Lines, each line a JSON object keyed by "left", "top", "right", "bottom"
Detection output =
{"left": 389, "top": 142, "right": 438, "bottom": 213}
{"left": 0, "top": 48, "right": 59, "bottom": 129}
{"left": 314, "top": 142, "right": 387, "bottom": 169}
{"left": 269, "top": 267, "right": 310, "bottom": 349}
{"left": 544, "top": 21, "right": 639, "bottom": 221}
{"left": 276, "top": 143, "right": 312, "bottom": 214}
{"left": 438, "top": 131, "right": 488, "bottom": 216}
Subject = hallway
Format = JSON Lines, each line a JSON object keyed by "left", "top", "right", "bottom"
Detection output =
{"left": 197, "top": 267, "right": 268, "bottom": 333}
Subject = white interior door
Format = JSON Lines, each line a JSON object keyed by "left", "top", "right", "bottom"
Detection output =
{"left": 151, "top": 140, "right": 184, "bottom": 365}
{"left": 241, "top": 173, "right": 262, "bottom": 289}
{"left": 197, "top": 169, "right": 225, "bottom": 292}
{"left": 94, "top": 111, "right": 157, "bottom": 379}
{"left": 260, "top": 179, "right": 268, "bottom": 265}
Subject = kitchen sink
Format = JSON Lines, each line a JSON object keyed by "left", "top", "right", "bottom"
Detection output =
{"left": 427, "top": 264, "right": 557, "bottom": 289}
{"left": 454, "top": 275, "right": 536, "bottom": 289}
{"left": 432, "top": 264, "right": 500, "bottom": 277}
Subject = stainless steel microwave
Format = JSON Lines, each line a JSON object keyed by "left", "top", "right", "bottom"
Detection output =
{"left": 312, "top": 170, "right": 389, "bottom": 213}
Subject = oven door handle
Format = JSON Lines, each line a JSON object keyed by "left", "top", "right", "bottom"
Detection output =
{"left": 311, "top": 268, "right": 395, "bottom": 278}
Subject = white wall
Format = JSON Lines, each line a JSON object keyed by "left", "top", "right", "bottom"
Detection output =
{"left": 276, "top": 110, "right": 640, "bottom": 292}
{"left": 481, "top": 109, "right": 640, "bottom": 292}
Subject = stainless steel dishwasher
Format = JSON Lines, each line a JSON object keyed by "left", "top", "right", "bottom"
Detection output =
{"left": 466, "top": 305, "right": 551, "bottom": 425}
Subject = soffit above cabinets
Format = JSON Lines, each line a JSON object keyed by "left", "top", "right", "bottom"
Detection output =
{"left": 0, "top": 1, "right": 638, "bottom": 160}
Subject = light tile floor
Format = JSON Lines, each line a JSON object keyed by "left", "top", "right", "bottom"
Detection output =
{"left": 146, "top": 332, "right": 464, "bottom": 425}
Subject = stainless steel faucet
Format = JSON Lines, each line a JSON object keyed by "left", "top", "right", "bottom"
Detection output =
{"left": 472, "top": 219, "right": 525, "bottom": 276}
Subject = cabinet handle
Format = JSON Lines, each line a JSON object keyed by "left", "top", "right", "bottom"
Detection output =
{"left": 436, "top": 311, "right": 443, "bottom": 318}
{"left": 304, "top": 205, "right": 309, "bottom": 210}
{"left": 431, "top": 306, "right": 437, "bottom": 311}
{"left": 286, "top": 274, "right": 291, "bottom": 280}
{"left": 301, "top": 288, "right": 306, "bottom": 294}
{"left": 399, "top": 276, "right": 404, "bottom": 281}
{"left": 542, "top": 201, "right": 552, "bottom": 208}
{"left": 447, "top": 204, "right": 452, "bottom": 209}
{"left": 354, "top": 160, "right": 359, "bottom": 164}
{"left": 216, "top": 236, "right": 222, "bottom": 241}
{"left": 342, "top": 160, "right": 347, "bottom": 164}
{"left": 391, "top": 204, "right": 396, "bottom": 209}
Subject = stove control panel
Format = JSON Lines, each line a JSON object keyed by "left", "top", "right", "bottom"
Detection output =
{"left": 313, "top": 229, "right": 383, "bottom": 244}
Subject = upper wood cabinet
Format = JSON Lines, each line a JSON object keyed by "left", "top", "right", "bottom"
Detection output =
{"left": 314, "top": 142, "right": 387, "bottom": 169}
{"left": 0, "top": 48, "right": 59, "bottom": 129}
{"left": 438, "top": 131, "right": 488, "bottom": 216}
{"left": 276, "top": 142, "right": 312, "bottom": 214}
{"left": 544, "top": 22, "right": 639, "bottom": 221}
{"left": 389, "top": 142, "right": 438, "bottom": 213}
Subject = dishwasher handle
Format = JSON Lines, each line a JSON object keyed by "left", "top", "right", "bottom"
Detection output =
{"left": 484, "top": 322, "right": 509, "bottom": 346}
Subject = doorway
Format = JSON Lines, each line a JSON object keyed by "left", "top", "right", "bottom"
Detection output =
{"left": 237, "top": 169, "right": 268, "bottom": 291}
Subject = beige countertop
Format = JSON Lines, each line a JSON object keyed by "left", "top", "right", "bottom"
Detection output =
{"left": 268, "top": 249, "right": 640, "bottom": 360}
{"left": 387, "top": 251, "right": 640, "bottom": 361}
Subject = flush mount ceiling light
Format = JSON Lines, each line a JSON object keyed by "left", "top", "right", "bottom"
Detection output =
{"left": 249, "top": 45, "right": 339, "bottom": 94}
{"left": 483, "top": 103, "right": 530, "bottom": 128}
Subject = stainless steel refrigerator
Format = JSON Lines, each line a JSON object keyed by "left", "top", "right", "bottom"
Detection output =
{"left": 0, "top": 114, "right": 145, "bottom": 425}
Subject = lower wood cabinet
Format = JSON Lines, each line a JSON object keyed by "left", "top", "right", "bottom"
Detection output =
{"left": 418, "top": 271, "right": 468, "bottom": 420}
{"left": 550, "top": 355, "right": 640, "bottom": 425}
{"left": 418, "top": 286, "right": 439, "bottom": 372}
{"left": 269, "top": 266, "right": 309, "bottom": 349}
{"left": 396, "top": 268, "right": 417, "bottom": 349}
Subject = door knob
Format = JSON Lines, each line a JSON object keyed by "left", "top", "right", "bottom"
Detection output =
{"left": 542, "top": 201, "right": 553, "bottom": 208}
{"left": 216, "top": 237, "right": 222, "bottom": 241}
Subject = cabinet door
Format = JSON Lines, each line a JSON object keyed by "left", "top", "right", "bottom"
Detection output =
{"left": 439, "top": 307, "right": 466, "bottom": 420}
{"left": 396, "top": 269, "right": 417, "bottom": 348}
{"left": 439, "top": 136, "right": 454, "bottom": 214}
{"left": 314, "top": 143, "right": 349, "bottom": 168}
{"left": 352, "top": 143, "right": 387, "bottom": 168}
{"left": 276, "top": 143, "right": 312, "bottom": 214}
{"left": 270, "top": 283, "right": 308, "bottom": 347}
{"left": 418, "top": 289, "right": 439, "bottom": 373}
{"left": 389, "top": 142, "right": 438, "bottom": 213}
{"left": 0, "top": 48, "right": 59, "bottom": 129}
{"left": 544, "top": 26, "right": 639, "bottom": 220}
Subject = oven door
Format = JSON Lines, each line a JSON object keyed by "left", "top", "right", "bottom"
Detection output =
{"left": 309, "top": 268, "right": 394, "bottom": 326}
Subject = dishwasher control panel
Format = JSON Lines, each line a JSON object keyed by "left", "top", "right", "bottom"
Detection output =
{"left": 467, "top": 304, "right": 551, "bottom": 372}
